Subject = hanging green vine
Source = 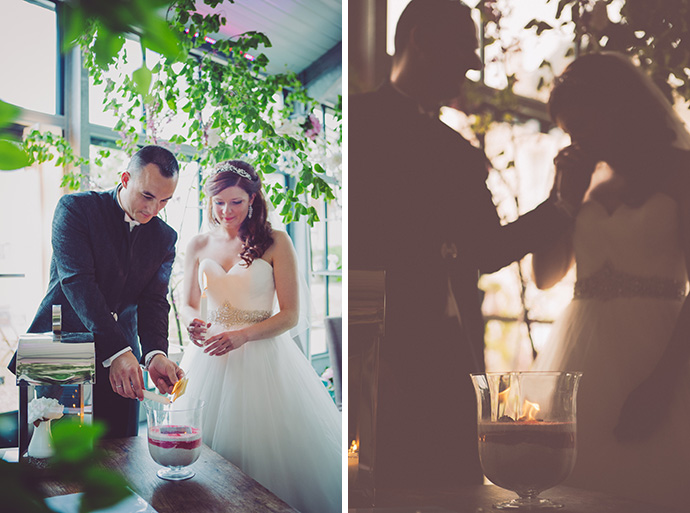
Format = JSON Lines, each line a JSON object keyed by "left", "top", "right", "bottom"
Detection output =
{"left": 525, "top": 0, "right": 690, "bottom": 102}
{"left": 80, "top": 0, "right": 340, "bottom": 226}
{"left": 8, "top": 1, "right": 340, "bottom": 228}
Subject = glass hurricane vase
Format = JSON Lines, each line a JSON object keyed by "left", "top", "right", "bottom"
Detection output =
{"left": 470, "top": 372, "right": 581, "bottom": 509}
{"left": 144, "top": 399, "right": 205, "bottom": 481}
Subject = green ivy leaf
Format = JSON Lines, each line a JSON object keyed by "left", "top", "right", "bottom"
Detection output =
{"left": 0, "top": 139, "right": 31, "bottom": 170}
{"left": 132, "top": 65, "right": 153, "bottom": 97}
{"left": 0, "top": 100, "right": 21, "bottom": 129}
{"left": 524, "top": 19, "right": 553, "bottom": 35}
{"left": 140, "top": 16, "right": 183, "bottom": 61}
{"left": 91, "top": 27, "right": 125, "bottom": 69}
{"left": 254, "top": 53, "right": 269, "bottom": 68}
{"left": 51, "top": 419, "right": 106, "bottom": 463}
{"left": 556, "top": 0, "right": 572, "bottom": 20}
{"left": 308, "top": 207, "right": 320, "bottom": 226}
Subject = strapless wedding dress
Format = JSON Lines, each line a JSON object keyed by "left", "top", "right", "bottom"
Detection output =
{"left": 532, "top": 192, "right": 690, "bottom": 507}
{"left": 178, "top": 258, "right": 341, "bottom": 513}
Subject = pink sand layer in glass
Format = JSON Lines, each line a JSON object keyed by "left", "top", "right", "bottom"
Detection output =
{"left": 148, "top": 425, "right": 202, "bottom": 467}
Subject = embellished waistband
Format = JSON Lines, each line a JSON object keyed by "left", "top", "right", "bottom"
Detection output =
{"left": 208, "top": 302, "right": 272, "bottom": 327}
{"left": 573, "top": 262, "right": 687, "bottom": 301}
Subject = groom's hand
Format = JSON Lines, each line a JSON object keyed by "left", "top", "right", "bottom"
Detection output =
{"left": 110, "top": 351, "right": 145, "bottom": 400}
{"left": 148, "top": 354, "right": 184, "bottom": 395}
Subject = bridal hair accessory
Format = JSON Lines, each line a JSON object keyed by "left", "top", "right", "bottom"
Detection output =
{"left": 215, "top": 163, "right": 253, "bottom": 180}
{"left": 248, "top": 204, "right": 253, "bottom": 219}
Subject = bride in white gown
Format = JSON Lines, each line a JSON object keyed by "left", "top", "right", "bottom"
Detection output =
{"left": 531, "top": 53, "right": 690, "bottom": 508}
{"left": 178, "top": 160, "right": 341, "bottom": 513}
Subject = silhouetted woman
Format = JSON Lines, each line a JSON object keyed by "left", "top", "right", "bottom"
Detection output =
{"left": 532, "top": 52, "right": 690, "bottom": 508}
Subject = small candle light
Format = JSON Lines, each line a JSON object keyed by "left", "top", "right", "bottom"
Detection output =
{"left": 80, "top": 390, "right": 84, "bottom": 424}
{"left": 348, "top": 440, "right": 359, "bottom": 484}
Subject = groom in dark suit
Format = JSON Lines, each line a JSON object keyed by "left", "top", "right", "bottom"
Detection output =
{"left": 349, "top": 0, "right": 590, "bottom": 490}
{"left": 16, "top": 145, "right": 184, "bottom": 438}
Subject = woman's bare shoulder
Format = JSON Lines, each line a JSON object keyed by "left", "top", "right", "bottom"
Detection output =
{"left": 262, "top": 230, "right": 295, "bottom": 263}
{"left": 270, "top": 230, "right": 292, "bottom": 246}
{"left": 186, "top": 232, "right": 213, "bottom": 255}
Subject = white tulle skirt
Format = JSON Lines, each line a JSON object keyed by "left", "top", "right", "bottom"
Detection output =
{"left": 532, "top": 296, "right": 690, "bottom": 508}
{"left": 178, "top": 332, "right": 342, "bottom": 513}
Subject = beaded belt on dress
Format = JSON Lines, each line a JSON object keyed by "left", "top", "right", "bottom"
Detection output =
{"left": 573, "top": 262, "right": 687, "bottom": 301}
{"left": 208, "top": 302, "right": 272, "bottom": 327}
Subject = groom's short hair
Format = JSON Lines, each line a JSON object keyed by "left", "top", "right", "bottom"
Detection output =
{"left": 128, "top": 145, "right": 179, "bottom": 178}
{"left": 394, "top": 0, "right": 473, "bottom": 56}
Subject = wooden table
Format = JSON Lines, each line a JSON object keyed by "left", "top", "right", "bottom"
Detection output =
{"left": 349, "top": 485, "right": 685, "bottom": 513}
{"left": 42, "top": 436, "right": 298, "bottom": 513}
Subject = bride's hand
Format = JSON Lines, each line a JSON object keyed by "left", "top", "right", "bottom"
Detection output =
{"left": 613, "top": 373, "right": 675, "bottom": 442}
{"left": 552, "top": 145, "right": 597, "bottom": 209}
{"left": 187, "top": 319, "right": 209, "bottom": 347}
{"left": 204, "top": 330, "right": 249, "bottom": 356}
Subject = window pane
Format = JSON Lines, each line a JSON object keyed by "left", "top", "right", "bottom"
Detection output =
{"left": 309, "top": 274, "right": 328, "bottom": 355}
{"left": 0, "top": 0, "right": 57, "bottom": 114}
{"left": 327, "top": 219, "right": 342, "bottom": 317}
{"left": 0, "top": 131, "right": 64, "bottom": 414}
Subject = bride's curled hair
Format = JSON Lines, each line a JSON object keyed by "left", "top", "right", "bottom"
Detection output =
{"left": 205, "top": 160, "right": 273, "bottom": 266}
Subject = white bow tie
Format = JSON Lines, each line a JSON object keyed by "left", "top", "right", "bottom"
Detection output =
{"left": 124, "top": 213, "right": 140, "bottom": 231}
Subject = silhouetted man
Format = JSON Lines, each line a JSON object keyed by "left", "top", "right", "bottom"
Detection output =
{"left": 350, "top": 0, "right": 588, "bottom": 490}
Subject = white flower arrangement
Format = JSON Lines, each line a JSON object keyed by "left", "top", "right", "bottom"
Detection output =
{"left": 274, "top": 117, "right": 303, "bottom": 137}
{"left": 28, "top": 397, "right": 64, "bottom": 426}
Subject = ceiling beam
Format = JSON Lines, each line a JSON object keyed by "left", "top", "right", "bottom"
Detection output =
{"left": 298, "top": 41, "right": 342, "bottom": 106}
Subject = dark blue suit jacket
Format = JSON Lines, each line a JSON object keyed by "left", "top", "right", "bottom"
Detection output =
{"left": 12, "top": 187, "right": 177, "bottom": 438}
{"left": 26, "top": 187, "right": 176, "bottom": 365}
